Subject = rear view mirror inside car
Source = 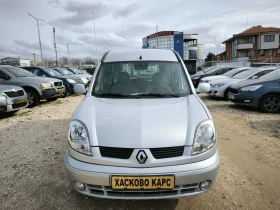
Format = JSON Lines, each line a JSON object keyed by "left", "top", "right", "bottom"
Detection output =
{"left": 133, "top": 62, "right": 149, "bottom": 70}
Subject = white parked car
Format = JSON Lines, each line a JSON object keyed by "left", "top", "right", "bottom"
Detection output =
{"left": 209, "top": 67, "right": 277, "bottom": 99}
{"left": 65, "top": 49, "right": 220, "bottom": 199}
{"left": 200, "top": 67, "right": 252, "bottom": 85}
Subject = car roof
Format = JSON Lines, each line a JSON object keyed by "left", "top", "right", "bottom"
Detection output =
{"left": 103, "top": 49, "right": 178, "bottom": 63}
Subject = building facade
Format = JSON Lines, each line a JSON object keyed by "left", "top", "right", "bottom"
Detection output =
{"left": 142, "top": 31, "right": 204, "bottom": 73}
{"left": 223, "top": 25, "right": 280, "bottom": 62}
{"left": 0, "top": 57, "right": 31, "bottom": 67}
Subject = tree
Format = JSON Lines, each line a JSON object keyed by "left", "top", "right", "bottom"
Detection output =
{"left": 84, "top": 56, "right": 97, "bottom": 64}
{"left": 59, "top": 56, "right": 68, "bottom": 66}
{"left": 205, "top": 52, "right": 217, "bottom": 62}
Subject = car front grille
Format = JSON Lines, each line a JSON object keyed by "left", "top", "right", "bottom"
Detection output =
{"left": 99, "top": 147, "right": 134, "bottom": 159}
{"left": 86, "top": 183, "right": 199, "bottom": 198}
{"left": 54, "top": 81, "right": 63, "bottom": 87}
{"left": 229, "top": 88, "right": 239, "bottom": 94}
{"left": 4, "top": 90, "right": 24, "bottom": 97}
{"left": 12, "top": 102, "right": 28, "bottom": 109}
{"left": 150, "top": 146, "right": 184, "bottom": 159}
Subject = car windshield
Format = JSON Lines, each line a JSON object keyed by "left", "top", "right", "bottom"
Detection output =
{"left": 1, "top": 66, "right": 35, "bottom": 77}
{"left": 69, "top": 68, "right": 83, "bottom": 74}
{"left": 223, "top": 68, "right": 245, "bottom": 76}
{"left": 231, "top": 69, "right": 257, "bottom": 79}
{"left": 206, "top": 67, "right": 222, "bottom": 74}
{"left": 55, "top": 68, "right": 74, "bottom": 75}
{"left": 92, "top": 61, "right": 190, "bottom": 98}
{"left": 257, "top": 69, "right": 280, "bottom": 81}
{"left": 203, "top": 66, "right": 217, "bottom": 73}
{"left": 43, "top": 68, "right": 62, "bottom": 76}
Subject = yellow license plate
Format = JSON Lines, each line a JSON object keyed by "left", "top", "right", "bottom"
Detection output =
{"left": 111, "top": 176, "right": 174, "bottom": 190}
{"left": 58, "top": 89, "right": 64, "bottom": 93}
{"left": 15, "top": 98, "right": 27, "bottom": 104}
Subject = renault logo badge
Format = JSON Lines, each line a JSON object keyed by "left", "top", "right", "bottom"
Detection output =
{"left": 136, "top": 150, "right": 147, "bottom": 164}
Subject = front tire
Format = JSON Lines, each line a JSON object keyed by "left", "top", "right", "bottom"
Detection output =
{"left": 259, "top": 94, "right": 280, "bottom": 113}
{"left": 224, "top": 89, "right": 230, "bottom": 100}
{"left": 25, "top": 89, "right": 39, "bottom": 108}
{"left": 61, "top": 88, "right": 68, "bottom": 98}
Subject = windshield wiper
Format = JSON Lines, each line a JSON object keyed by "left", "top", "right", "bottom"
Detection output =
{"left": 96, "top": 93, "right": 140, "bottom": 98}
{"left": 136, "top": 93, "right": 181, "bottom": 98}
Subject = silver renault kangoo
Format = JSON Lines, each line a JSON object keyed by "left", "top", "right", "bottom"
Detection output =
{"left": 65, "top": 49, "right": 219, "bottom": 199}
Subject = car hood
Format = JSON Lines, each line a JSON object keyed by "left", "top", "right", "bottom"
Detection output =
{"left": 0, "top": 85, "right": 23, "bottom": 92}
{"left": 211, "top": 78, "right": 243, "bottom": 85}
{"left": 202, "top": 75, "right": 228, "bottom": 82}
{"left": 54, "top": 75, "right": 79, "bottom": 80}
{"left": 72, "top": 95, "right": 209, "bottom": 148}
{"left": 230, "top": 79, "right": 276, "bottom": 89}
{"left": 16, "top": 76, "right": 62, "bottom": 83}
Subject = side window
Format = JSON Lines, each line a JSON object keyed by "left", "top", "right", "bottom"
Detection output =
{"left": 212, "top": 69, "right": 222, "bottom": 75}
{"left": 221, "top": 68, "right": 231, "bottom": 74}
{"left": 251, "top": 70, "right": 272, "bottom": 79}
{"left": 0, "top": 70, "right": 8, "bottom": 79}
{"left": 32, "top": 69, "right": 44, "bottom": 76}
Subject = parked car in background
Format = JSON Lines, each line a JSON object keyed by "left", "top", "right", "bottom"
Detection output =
{"left": 208, "top": 67, "right": 277, "bottom": 99}
{"left": 199, "top": 67, "right": 252, "bottom": 85}
{"left": 62, "top": 67, "right": 92, "bottom": 85}
{"left": 228, "top": 68, "right": 280, "bottom": 113}
{"left": 53, "top": 67, "right": 90, "bottom": 87}
{"left": 65, "top": 49, "right": 219, "bottom": 199}
{"left": 0, "top": 65, "right": 65, "bottom": 107}
{"left": 0, "top": 85, "right": 28, "bottom": 114}
{"left": 22, "top": 67, "right": 84, "bottom": 97}
{"left": 191, "top": 66, "right": 239, "bottom": 88}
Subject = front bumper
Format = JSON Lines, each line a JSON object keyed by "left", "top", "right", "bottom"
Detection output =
{"left": 0, "top": 96, "right": 28, "bottom": 113}
{"left": 228, "top": 92, "right": 259, "bottom": 108}
{"left": 65, "top": 149, "right": 220, "bottom": 199}
{"left": 209, "top": 88, "right": 225, "bottom": 98}
{"left": 41, "top": 86, "right": 65, "bottom": 99}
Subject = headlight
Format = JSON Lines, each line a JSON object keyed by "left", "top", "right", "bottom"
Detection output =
{"left": 212, "top": 83, "right": 226, "bottom": 88}
{"left": 40, "top": 83, "right": 53, "bottom": 88}
{"left": 241, "top": 85, "right": 262, "bottom": 92}
{"left": 68, "top": 121, "right": 92, "bottom": 156}
{"left": 0, "top": 93, "right": 7, "bottom": 102}
{"left": 192, "top": 76, "right": 200, "bottom": 80}
{"left": 192, "top": 120, "right": 216, "bottom": 156}
{"left": 81, "top": 78, "right": 88, "bottom": 84}
{"left": 67, "top": 79, "right": 76, "bottom": 84}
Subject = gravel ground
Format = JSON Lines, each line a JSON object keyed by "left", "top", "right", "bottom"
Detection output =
{"left": 0, "top": 94, "right": 279, "bottom": 210}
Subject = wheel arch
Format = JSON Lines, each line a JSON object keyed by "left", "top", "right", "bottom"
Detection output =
{"left": 21, "top": 86, "right": 40, "bottom": 98}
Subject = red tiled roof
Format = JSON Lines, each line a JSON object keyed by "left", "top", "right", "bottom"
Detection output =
{"left": 240, "top": 26, "right": 280, "bottom": 34}
{"left": 223, "top": 26, "right": 280, "bottom": 43}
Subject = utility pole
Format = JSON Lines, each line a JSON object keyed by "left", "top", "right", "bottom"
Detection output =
{"left": 67, "top": 43, "right": 70, "bottom": 66}
{"left": 33, "top": 54, "right": 35, "bottom": 66}
{"left": 28, "top": 13, "right": 44, "bottom": 67}
{"left": 53, "top": 27, "right": 58, "bottom": 66}
{"left": 92, "top": 11, "right": 98, "bottom": 63}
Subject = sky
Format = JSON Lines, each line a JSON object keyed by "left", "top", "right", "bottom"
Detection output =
{"left": 0, "top": 0, "right": 280, "bottom": 62}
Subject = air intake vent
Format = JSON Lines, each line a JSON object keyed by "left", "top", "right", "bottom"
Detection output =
{"left": 150, "top": 146, "right": 184, "bottom": 159}
{"left": 4, "top": 90, "right": 24, "bottom": 97}
{"left": 99, "top": 147, "right": 134, "bottom": 159}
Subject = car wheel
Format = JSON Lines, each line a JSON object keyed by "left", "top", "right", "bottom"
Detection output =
{"left": 224, "top": 89, "right": 230, "bottom": 100}
{"left": 25, "top": 89, "right": 39, "bottom": 108}
{"left": 46, "top": 97, "right": 58, "bottom": 102}
{"left": 259, "top": 94, "right": 280, "bottom": 113}
{"left": 61, "top": 88, "right": 68, "bottom": 98}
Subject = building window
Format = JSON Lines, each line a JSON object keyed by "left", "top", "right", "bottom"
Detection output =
{"left": 239, "top": 51, "right": 248, "bottom": 57}
{"left": 278, "top": 49, "right": 280, "bottom": 55}
{"left": 269, "top": 49, "right": 273, "bottom": 56}
{"left": 239, "top": 38, "right": 249, "bottom": 44}
{"left": 252, "top": 50, "right": 256, "bottom": 57}
{"left": 252, "top": 37, "right": 256, "bottom": 43}
{"left": 260, "top": 49, "right": 265, "bottom": 56}
{"left": 234, "top": 39, "right": 237, "bottom": 45}
{"left": 234, "top": 50, "right": 237, "bottom": 57}
{"left": 264, "top": 35, "right": 275, "bottom": 42}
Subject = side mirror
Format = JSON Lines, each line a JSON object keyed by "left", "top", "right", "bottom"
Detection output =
{"left": 0, "top": 75, "right": 11, "bottom": 80}
{"left": 197, "top": 83, "right": 211, "bottom": 93}
{"left": 74, "top": 84, "right": 86, "bottom": 94}
{"left": 251, "top": 76, "right": 258, "bottom": 79}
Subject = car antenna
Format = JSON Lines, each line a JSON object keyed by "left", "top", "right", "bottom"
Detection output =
{"left": 139, "top": 55, "right": 142, "bottom": 60}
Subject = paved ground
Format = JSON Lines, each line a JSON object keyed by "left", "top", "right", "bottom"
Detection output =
{"left": 0, "top": 94, "right": 279, "bottom": 210}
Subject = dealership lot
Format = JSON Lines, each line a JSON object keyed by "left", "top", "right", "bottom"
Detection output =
{"left": 0, "top": 94, "right": 279, "bottom": 210}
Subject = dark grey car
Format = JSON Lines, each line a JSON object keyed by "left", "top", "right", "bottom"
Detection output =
{"left": 0, "top": 65, "right": 65, "bottom": 107}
